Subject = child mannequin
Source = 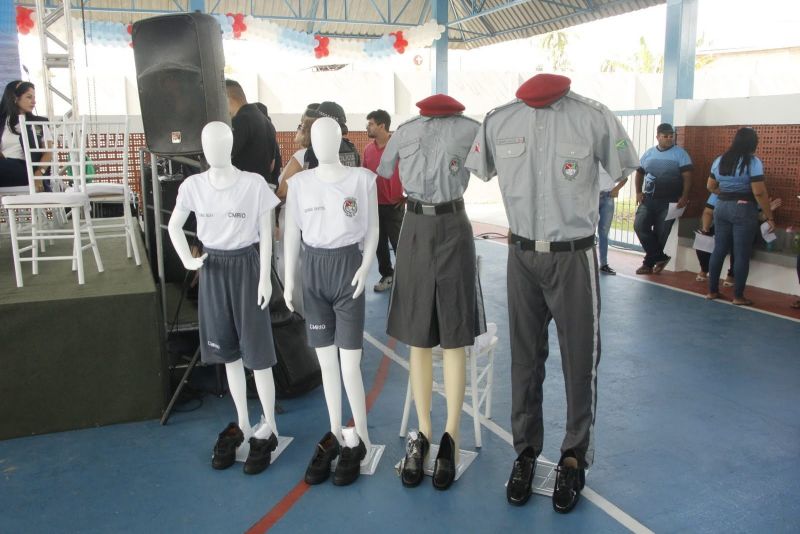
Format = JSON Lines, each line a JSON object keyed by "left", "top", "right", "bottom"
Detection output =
{"left": 167, "top": 121, "right": 281, "bottom": 475}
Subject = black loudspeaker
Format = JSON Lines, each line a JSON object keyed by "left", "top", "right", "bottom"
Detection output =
{"left": 132, "top": 13, "right": 229, "bottom": 156}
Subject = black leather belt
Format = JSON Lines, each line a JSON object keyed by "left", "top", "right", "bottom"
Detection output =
{"left": 509, "top": 233, "right": 595, "bottom": 253}
{"left": 406, "top": 198, "right": 465, "bottom": 216}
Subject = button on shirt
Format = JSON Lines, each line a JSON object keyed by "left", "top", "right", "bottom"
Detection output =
{"left": 378, "top": 115, "right": 480, "bottom": 204}
{"left": 710, "top": 155, "right": 764, "bottom": 193}
{"left": 465, "top": 92, "right": 639, "bottom": 242}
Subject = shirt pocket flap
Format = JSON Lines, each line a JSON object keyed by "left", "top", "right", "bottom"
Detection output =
{"left": 399, "top": 141, "right": 420, "bottom": 158}
{"left": 496, "top": 141, "right": 526, "bottom": 159}
{"left": 556, "top": 142, "right": 590, "bottom": 159}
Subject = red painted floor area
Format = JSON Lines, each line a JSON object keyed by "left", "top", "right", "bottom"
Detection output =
{"left": 471, "top": 220, "right": 800, "bottom": 320}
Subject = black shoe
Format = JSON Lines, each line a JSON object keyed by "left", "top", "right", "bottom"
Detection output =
{"left": 333, "top": 436, "right": 367, "bottom": 486}
{"left": 243, "top": 433, "right": 279, "bottom": 475}
{"left": 506, "top": 447, "right": 537, "bottom": 506}
{"left": 211, "top": 422, "right": 244, "bottom": 470}
{"left": 652, "top": 255, "right": 671, "bottom": 274}
{"left": 552, "top": 451, "right": 586, "bottom": 514}
{"left": 401, "top": 431, "right": 429, "bottom": 488}
{"left": 304, "top": 432, "right": 340, "bottom": 485}
{"left": 599, "top": 264, "right": 616, "bottom": 275}
{"left": 432, "top": 432, "right": 456, "bottom": 490}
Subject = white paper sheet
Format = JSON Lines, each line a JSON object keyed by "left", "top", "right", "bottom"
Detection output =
{"left": 693, "top": 231, "right": 715, "bottom": 253}
{"left": 761, "top": 221, "right": 777, "bottom": 243}
{"left": 665, "top": 202, "right": 686, "bottom": 221}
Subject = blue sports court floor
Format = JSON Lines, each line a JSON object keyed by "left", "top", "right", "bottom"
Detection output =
{"left": 2, "top": 239, "right": 799, "bottom": 533}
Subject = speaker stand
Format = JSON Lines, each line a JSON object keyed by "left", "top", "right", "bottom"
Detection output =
{"left": 160, "top": 345, "right": 201, "bottom": 425}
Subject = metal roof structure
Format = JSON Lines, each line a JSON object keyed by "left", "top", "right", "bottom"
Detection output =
{"left": 25, "top": 0, "right": 665, "bottom": 48}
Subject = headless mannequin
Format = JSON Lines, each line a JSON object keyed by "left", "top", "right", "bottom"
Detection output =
{"left": 283, "top": 117, "right": 379, "bottom": 449}
{"left": 167, "top": 121, "right": 278, "bottom": 441}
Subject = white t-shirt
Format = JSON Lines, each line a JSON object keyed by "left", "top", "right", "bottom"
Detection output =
{"left": 288, "top": 166, "right": 376, "bottom": 249}
{"left": 278, "top": 149, "right": 307, "bottom": 186}
{"left": 175, "top": 167, "right": 280, "bottom": 250}
{"left": 1, "top": 120, "right": 24, "bottom": 159}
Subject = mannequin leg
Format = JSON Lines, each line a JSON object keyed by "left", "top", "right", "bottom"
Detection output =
{"left": 340, "top": 348, "right": 371, "bottom": 448}
{"left": 316, "top": 345, "right": 344, "bottom": 444}
{"left": 225, "top": 359, "right": 252, "bottom": 435}
{"left": 253, "top": 368, "right": 278, "bottom": 439}
{"left": 409, "top": 346, "right": 433, "bottom": 439}
{"left": 443, "top": 347, "right": 467, "bottom": 462}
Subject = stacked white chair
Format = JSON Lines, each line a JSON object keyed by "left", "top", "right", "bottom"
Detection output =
{"left": 73, "top": 118, "right": 141, "bottom": 265}
{"left": 398, "top": 322, "right": 499, "bottom": 448}
{"left": 2, "top": 115, "right": 104, "bottom": 287}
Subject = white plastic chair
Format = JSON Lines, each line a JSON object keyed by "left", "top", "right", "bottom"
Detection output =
{"left": 70, "top": 118, "right": 141, "bottom": 265}
{"left": 1, "top": 115, "right": 104, "bottom": 286}
{"left": 399, "top": 323, "right": 498, "bottom": 448}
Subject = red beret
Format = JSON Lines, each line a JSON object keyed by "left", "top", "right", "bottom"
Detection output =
{"left": 416, "top": 94, "right": 465, "bottom": 117}
{"left": 515, "top": 74, "right": 571, "bottom": 108}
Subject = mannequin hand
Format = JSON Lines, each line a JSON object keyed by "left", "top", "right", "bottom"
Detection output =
{"left": 257, "top": 279, "right": 272, "bottom": 310}
{"left": 351, "top": 265, "right": 367, "bottom": 299}
{"left": 181, "top": 252, "right": 207, "bottom": 270}
{"left": 283, "top": 285, "right": 294, "bottom": 312}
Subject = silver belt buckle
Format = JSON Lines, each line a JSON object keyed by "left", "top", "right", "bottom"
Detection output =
{"left": 421, "top": 204, "right": 437, "bottom": 216}
{"left": 535, "top": 240, "right": 551, "bottom": 253}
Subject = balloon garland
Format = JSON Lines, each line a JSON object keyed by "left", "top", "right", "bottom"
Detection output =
{"left": 17, "top": 8, "right": 445, "bottom": 59}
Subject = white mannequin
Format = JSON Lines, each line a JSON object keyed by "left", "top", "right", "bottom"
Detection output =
{"left": 167, "top": 121, "right": 278, "bottom": 441}
{"left": 283, "top": 117, "right": 379, "bottom": 449}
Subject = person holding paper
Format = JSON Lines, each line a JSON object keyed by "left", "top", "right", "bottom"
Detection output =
{"left": 633, "top": 123, "right": 693, "bottom": 274}
{"left": 706, "top": 127, "right": 774, "bottom": 306}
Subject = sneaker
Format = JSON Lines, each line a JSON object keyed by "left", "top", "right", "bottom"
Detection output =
{"left": 506, "top": 447, "right": 537, "bottom": 506}
{"left": 401, "top": 430, "right": 429, "bottom": 488}
{"left": 599, "top": 264, "right": 616, "bottom": 275}
{"left": 243, "top": 433, "right": 279, "bottom": 475}
{"left": 652, "top": 255, "right": 671, "bottom": 274}
{"left": 333, "top": 437, "right": 367, "bottom": 486}
{"left": 635, "top": 264, "right": 653, "bottom": 275}
{"left": 373, "top": 275, "right": 393, "bottom": 292}
{"left": 304, "top": 432, "right": 340, "bottom": 485}
{"left": 211, "top": 422, "right": 244, "bottom": 470}
{"left": 552, "top": 451, "right": 585, "bottom": 514}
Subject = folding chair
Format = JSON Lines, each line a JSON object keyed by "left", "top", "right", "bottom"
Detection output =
{"left": 1, "top": 115, "right": 103, "bottom": 287}
{"left": 398, "top": 323, "right": 498, "bottom": 448}
{"left": 71, "top": 118, "right": 141, "bottom": 265}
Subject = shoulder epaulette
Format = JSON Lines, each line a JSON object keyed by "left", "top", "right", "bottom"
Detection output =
{"left": 566, "top": 91, "right": 607, "bottom": 113}
{"left": 396, "top": 116, "right": 423, "bottom": 130}
{"left": 484, "top": 99, "right": 522, "bottom": 122}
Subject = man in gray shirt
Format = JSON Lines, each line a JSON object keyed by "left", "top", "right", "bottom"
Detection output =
{"left": 466, "top": 74, "right": 638, "bottom": 513}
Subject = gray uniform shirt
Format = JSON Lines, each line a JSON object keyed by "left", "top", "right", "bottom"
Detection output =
{"left": 465, "top": 92, "right": 639, "bottom": 242}
{"left": 378, "top": 114, "right": 480, "bottom": 204}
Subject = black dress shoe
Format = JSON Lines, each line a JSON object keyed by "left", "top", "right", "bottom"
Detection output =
{"left": 552, "top": 451, "right": 586, "bottom": 514}
{"left": 243, "top": 433, "right": 279, "bottom": 475}
{"left": 304, "top": 432, "right": 340, "bottom": 485}
{"left": 506, "top": 447, "right": 537, "bottom": 506}
{"left": 211, "top": 422, "right": 244, "bottom": 470}
{"left": 432, "top": 432, "right": 456, "bottom": 490}
{"left": 401, "top": 431, "right": 429, "bottom": 488}
{"left": 333, "top": 437, "right": 367, "bottom": 486}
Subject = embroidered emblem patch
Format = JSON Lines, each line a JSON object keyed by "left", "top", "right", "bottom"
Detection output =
{"left": 472, "top": 143, "right": 481, "bottom": 153}
{"left": 343, "top": 197, "right": 358, "bottom": 217}
{"left": 615, "top": 139, "right": 628, "bottom": 150}
{"left": 562, "top": 160, "right": 579, "bottom": 180}
{"left": 449, "top": 157, "right": 461, "bottom": 174}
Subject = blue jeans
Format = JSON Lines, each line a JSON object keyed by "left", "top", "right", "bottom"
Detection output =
{"left": 633, "top": 197, "right": 675, "bottom": 267}
{"left": 597, "top": 191, "right": 615, "bottom": 266}
{"left": 708, "top": 200, "right": 758, "bottom": 298}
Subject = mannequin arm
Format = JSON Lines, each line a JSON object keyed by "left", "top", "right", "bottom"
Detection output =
{"left": 257, "top": 212, "right": 274, "bottom": 310}
{"left": 167, "top": 208, "right": 207, "bottom": 270}
{"left": 282, "top": 197, "right": 301, "bottom": 312}
{"left": 351, "top": 186, "right": 379, "bottom": 299}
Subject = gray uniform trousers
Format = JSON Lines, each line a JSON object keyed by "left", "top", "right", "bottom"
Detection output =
{"left": 507, "top": 243, "right": 601, "bottom": 469}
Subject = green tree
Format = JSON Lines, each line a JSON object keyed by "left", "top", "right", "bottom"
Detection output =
{"left": 541, "top": 31, "right": 571, "bottom": 72}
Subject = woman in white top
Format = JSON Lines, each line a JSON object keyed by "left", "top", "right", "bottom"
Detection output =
{"left": 0, "top": 81, "right": 51, "bottom": 190}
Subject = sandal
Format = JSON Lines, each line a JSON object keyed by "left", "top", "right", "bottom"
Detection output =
{"left": 705, "top": 293, "right": 721, "bottom": 300}
{"left": 695, "top": 272, "right": 708, "bottom": 282}
{"left": 732, "top": 299, "right": 754, "bottom": 306}
{"left": 790, "top": 300, "right": 800, "bottom": 310}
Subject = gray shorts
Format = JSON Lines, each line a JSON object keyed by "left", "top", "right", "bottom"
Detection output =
{"left": 387, "top": 207, "right": 486, "bottom": 349}
{"left": 302, "top": 242, "right": 365, "bottom": 350}
{"left": 198, "top": 245, "right": 277, "bottom": 371}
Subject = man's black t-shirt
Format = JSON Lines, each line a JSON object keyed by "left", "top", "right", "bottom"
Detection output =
{"left": 231, "top": 103, "right": 277, "bottom": 186}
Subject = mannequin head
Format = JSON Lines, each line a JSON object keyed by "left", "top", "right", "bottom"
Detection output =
{"left": 201, "top": 121, "right": 234, "bottom": 168}
{"left": 310, "top": 117, "right": 342, "bottom": 165}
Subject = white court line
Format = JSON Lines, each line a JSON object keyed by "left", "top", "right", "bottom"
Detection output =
{"left": 480, "top": 237, "right": 800, "bottom": 324}
{"left": 363, "top": 332, "right": 655, "bottom": 534}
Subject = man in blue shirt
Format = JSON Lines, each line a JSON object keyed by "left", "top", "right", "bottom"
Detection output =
{"left": 633, "top": 123, "right": 693, "bottom": 274}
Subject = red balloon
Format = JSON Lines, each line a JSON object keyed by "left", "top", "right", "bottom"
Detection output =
{"left": 127, "top": 23, "right": 133, "bottom": 35}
